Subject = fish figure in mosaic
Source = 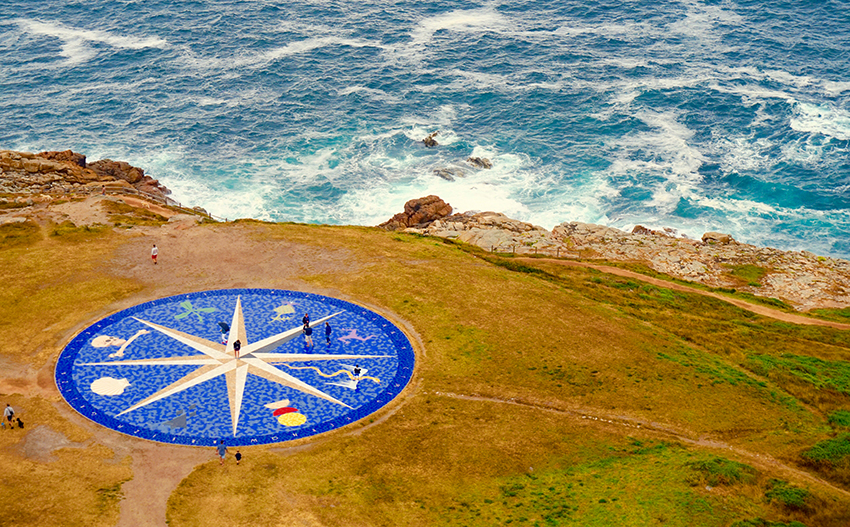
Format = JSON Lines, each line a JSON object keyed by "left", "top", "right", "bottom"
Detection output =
{"left": 338, "top": 329, "right": 375, "bottom": 343}
{"left": 271, "top": 303, "right": 296, "bottom": 322}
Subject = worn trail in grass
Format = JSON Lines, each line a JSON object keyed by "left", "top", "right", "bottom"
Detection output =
{"left": 517, "top": 258, "right": 850, "bottom": 331}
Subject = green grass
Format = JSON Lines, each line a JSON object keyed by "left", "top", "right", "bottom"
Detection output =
{"left": 732, "top": 520, "right": 807, "bottom": 527}
{"left": 828, "top": 410, "right": 850, "bottom": 428}
{"left": 686, "top": 456, "right": 757, "bottom": 487}
{"left": 765, "top": 480, "right": 812, "bottom": 510}
{"left": 746, "top": 354, "right": 850, "bottom": 396}
{"left": 726, "top": 264, "right": 769, "bottom": 287}
{"left": 801, "top": 433, "right": 850, "bottom": 465}
{"left": 433, "top": 443, "right": 763, "bottom": 526}
{"left": 3, "top": 218, "right": 850, "bottom": 526}
{"left": 808, "top": 307, "right": 850, "bottom": 323}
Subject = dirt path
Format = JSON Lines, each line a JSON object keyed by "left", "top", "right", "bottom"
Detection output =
{"left": 519, "top": 258, "right": 850, "bottom": 331}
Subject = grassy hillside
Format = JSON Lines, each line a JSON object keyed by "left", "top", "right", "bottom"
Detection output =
{"left": 1, "top": 211, "right": 850, "bottom": 526}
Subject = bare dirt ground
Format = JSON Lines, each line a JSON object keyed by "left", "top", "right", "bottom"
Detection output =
{"left": 7, "top": 196, "right": 848, "bottom": 526}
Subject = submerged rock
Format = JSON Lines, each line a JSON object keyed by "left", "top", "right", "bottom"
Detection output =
{"left": 467, "top": 157, "right": 493, "bottom": 169}
{"left": 422, "top": 131, "right": 439, "bottom": 147}
{"left": 433, "top": 168, "right": 465, "bottom": 181}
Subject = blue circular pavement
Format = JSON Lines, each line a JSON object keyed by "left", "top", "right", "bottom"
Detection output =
{"left": 56, "top": 289, "right": 415, "bottom": 447}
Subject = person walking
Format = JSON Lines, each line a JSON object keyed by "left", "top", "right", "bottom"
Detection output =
{"left": 325, "top": 321, "right": 332, "bottom": 344}
{"left": 233, "top": 339, "right": 241, "bottom": 359}
{"left": 4, "top": 404, "right": 14, "bottom": 428}
{"left": 302, "top": 313, "right": 310, "bottom": 328}
{"left": 235, "top": 450, "right": 242, "bottom": 465}
{"left": 216, "top": 440, "right": 227, "bottom": 465}
{"left": 151, "top": 244, "right": 158, "bottom": 265}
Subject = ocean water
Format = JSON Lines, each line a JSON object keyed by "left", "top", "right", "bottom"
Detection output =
{"left": 1, "top": 1, "right": 848, "bottom": 257}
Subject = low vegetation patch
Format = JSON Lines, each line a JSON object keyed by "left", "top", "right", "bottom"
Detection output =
{"left": 102, "top": 199, "right": 168, "bottom": 226}
{"left": 0, "top": 220, "right": 40, "bottom": 247}
{"left": 827, "top": 410, "right": 850, "bottom": 428}
{"left": 764, "top": 479, "right": 812, "bottom": 511}
{"left": 686, "top": 456, "right": 757, "bottom": 487}
{"left": 49, "top": 220, "right": 109, "bottom": 240}
{"left": 731, "top": 520, "right": 807, "bottom": 527}
{"left": 808, "top": 307, "right": 850, "bottom": 323}
{"left": 725, "top": 264, "right": 769, "bottom": 287}
{"left": 746, "top": 353, "right": 850, "bottom": 396}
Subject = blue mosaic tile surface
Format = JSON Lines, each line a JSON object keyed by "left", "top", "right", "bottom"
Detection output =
{"left": 55, "top": 289, "right": 415, "bottom": 447}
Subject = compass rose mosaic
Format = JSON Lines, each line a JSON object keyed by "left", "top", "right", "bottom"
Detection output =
{"left": 56, "top": 289, "right": 415, "bottom": 446}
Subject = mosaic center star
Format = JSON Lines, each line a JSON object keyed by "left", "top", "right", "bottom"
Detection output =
{"left": 56, "top": 289, "right": 415, "bottom": 446}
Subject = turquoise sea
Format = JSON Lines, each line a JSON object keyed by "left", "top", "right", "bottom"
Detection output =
{"left": 1, "top": 1, "right": 848, "bottom": 256}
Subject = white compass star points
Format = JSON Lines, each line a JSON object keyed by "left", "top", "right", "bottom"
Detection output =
{"left": 84, "top": 297, "right": 390, "bottom": 436}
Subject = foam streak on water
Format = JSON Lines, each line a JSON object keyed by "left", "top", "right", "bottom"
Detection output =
{"left": 1, "top": 1, "right": 848, "bottom": 256}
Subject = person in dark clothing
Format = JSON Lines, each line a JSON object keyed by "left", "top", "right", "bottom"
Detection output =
{"left": 304, "top": 325, "right": 313, "bottom": 347}
{"left": 325, "top": 321, "right": 332, "bottom": 344}
{"left": 233, "top": 339, "right": 241, "bottom": 359}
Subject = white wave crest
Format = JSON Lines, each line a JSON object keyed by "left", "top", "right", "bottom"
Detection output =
{"left": 790, "top": 103, "right": 850, "bottom": 141}
{"left": 409, "top": 7, "right": 511, "bottom": 47}
{"left": 15, "top": 19, "right": 167, "bottom": 66}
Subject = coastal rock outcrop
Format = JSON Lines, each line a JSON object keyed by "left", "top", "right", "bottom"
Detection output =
{"left": 422, "top": 131, "right": 439, "bottom": 148}
{"left": 467, "top": 157, "right": 493, "bottom": 169}
{"left": 0, "top": 149, "right": 170, "bottom": 200}
{"left": 384, "top": 196, "right": 850, "bottom": 311}
{"left": 378, "top": 195, "right": 453, "bottom": 231}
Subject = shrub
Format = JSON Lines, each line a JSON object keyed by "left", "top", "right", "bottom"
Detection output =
{"left": 686, "top": 456, "right": 757, "bottom": 486}
{"left": 801, "top": 433, "right": 850, "bottom": 465}
{"left": 764, "top": 479, "right": 812, "bottom": 510}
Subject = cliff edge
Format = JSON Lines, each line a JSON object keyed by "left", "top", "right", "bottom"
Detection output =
{"left": 382, "top": 196, "right": 850, "bottom": 312}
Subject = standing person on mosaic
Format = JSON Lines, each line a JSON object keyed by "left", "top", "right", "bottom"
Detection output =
{"left": 325, "top": 321, "right": 332, "bottom": 345}
{"left": 304, "top": 324, "right": 313, "bottom": 348}
{"left": 233, "top": 339, "right": 241, "bottom": 359}
{"left": 302, "top": 313, "right": 310, "bottom": 328}
{"left": 151, "top": 244, "right": 158, "bottom": 265}
{"left": 216, "top": 440, "right": 227, "bottom": 465}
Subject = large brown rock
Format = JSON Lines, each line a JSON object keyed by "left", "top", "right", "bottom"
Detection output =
{"left": 88, "top": 159, "right": 145, "bottom": 184}
{"left": 379, "top": 195, "right": 453, "bottom": 231}
{"left": 36, "top": 150, "right": 86, "bottom": 168}
{"left": 702, "top": 232, "right": 737, "bottom": 245}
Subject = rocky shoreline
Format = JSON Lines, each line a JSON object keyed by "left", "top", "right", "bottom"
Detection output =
{"left": 2, "top": 149, "right": 848, "bottom": 312}
{"left": 0, "top": 149, "right": 170, "bottom": 200}
{"left": 380, "top": 196, "right": 850, "bottom": 312}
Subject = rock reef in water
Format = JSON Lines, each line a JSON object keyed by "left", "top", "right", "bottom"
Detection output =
{"left": 0, "top": 149, "right": 170, "bottom": 199}
{"left": 382, "top": 196, "right": 850, "bottom": 312}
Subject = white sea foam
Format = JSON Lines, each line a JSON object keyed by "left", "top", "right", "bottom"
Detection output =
{"left": 409, "top": 6, "right": 511, "bottom": 47}
{"left": 790, "top": 102, "right": 850, "bottom": 141}
{"left": 716, "top": 136, "right": 774, "bottom": 173}
{"left": 15, "top": 19, "right": 166, "bottom": 66}
{"left": 337, "top": 86, "right": 401, "bottom": 104}
{"left": 607, "top": 110, "right": 706, "bottom": 211}
{"left": 823, "top": 81, "right": 850, "bottom": 96}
